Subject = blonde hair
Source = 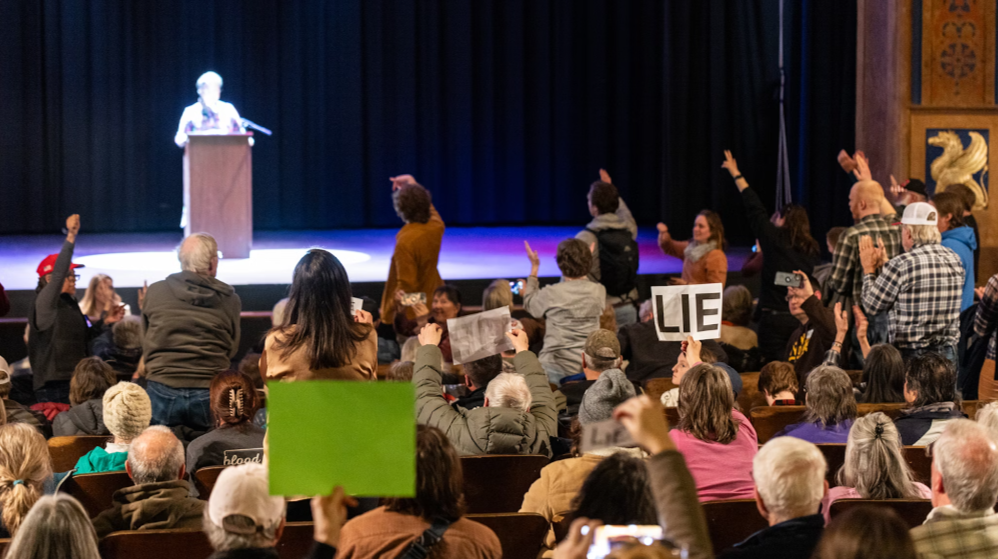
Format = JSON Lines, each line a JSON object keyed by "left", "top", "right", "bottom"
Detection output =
{"left": 482, "top": 280, "right": 514, "bottom": 312}
{"left": 0, "top": 423, "right": 52, "bottom": 535}
{"left": 838, "top": 413, "right": 922, "bottom": 499}
{"left": 78, "top": 274, "right": 121, "bottom": 318}
{"left": 903, "top": 223, "right": 941, "bottom": 247}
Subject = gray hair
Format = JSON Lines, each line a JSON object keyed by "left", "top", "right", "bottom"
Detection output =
{"left": 753, "top": 437, "right": 826, "bottom": 523}
{"left": 400, "top": 336, "right": 422, "bottom": 363}
{"left": 5, "top": 494, "right": 100, "bottom": 559}
{"left": 903, "top": 223, "right": 941, "bottom": 247}
{"left": 638, "top": 299, "right": 654, "bottom": 322}
{"left": 178, "top": 233, "right": 218, "bottom": 275}
{"left": 838, "top": 413, "right": 921, "bottom": 499}
{"left": 197, "top": 71, "right": 223, "bottom": 91}
{"left": 484, "top": 373, "right": 532, "bottom": 413}
{"left": 112, "top": 316, "right": 143, "bottom": 349}
{"left": 933, "top": 419, "right": 998, "bottom": 513}
{"left": 583, "top": 352, "right": 620, "bottom": 373}
{"left": 203, "top": 509, "right": 280, "bottom": 551}
{"left": 976, "top": 402, "right": 998, "bottom": 441}
{"left": 803, "top": 366, "right": 857, "bottom": 427}
{"left": 127, "top": 426, "right": 185, "bottom": 484}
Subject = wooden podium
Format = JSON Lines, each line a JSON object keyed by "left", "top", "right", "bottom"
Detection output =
{"left": 183, "top": 133, "right": 253, "bottom": 258}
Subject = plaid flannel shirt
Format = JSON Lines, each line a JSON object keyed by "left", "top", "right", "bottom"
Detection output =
{"left": 974, "top": 274, "right": 998, "bottom": 361}
{"left": 827, "top": 213, "right": 902, "bottom": 307}
{"left": 861, "top": 243, "right": 964, "bottom": 349}
{"left": 911, "top": 506, "right": 998, "bottom": 559}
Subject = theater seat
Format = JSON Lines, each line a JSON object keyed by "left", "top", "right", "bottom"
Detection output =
{"left": 701, "top": 499, "right": 767, "bottom": 554}
{"left": 643, "top": 378, "right": 675, "bottom": 402}
{"left": 194, "top": 466, "right": 227, "bottom": 499}
{"left": 828, "top": 499, "right": 933, "bottom": 529}
{"left": 98, "top": 523, "right": 314, "bottom": 559}
{"left": 903, "top": 446, "right": 933, "bottom": 485}
{"left": 58, "top": 471, "right": 133, "bottom": 518}
{"left": 736, "top": 372, "right": 765, "bottom": 413}
{"left": 48, "top": 436, "right": 113, "bottom": 473}
{"left": 815, "top": 444, "right": 847, "bottom": 486}
{"left": 461, "top": 455, "right": 548, "bottom": 514}
{"left": 467, "top": 513, "right": 548, "bottom": 559}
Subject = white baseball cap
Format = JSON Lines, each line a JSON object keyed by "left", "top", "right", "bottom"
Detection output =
{"left": 901, "top": 202, "right": 938, "bottom": 226}
{"left": 208, "top": 463, "right": 285, "bottom": 533}
{"left": 0, "top": 356, "right": 10, "bottom": 382}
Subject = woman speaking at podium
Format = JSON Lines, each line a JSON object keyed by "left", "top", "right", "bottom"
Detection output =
{"left": 174, "top": 71, "right": 245, "bottom": 148}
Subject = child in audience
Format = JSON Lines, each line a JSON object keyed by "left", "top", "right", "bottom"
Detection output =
{"left": 74, "top": 382, "right": 151, "bottom": 474}
{"left": 186, "top": 370, "right": 265, "bottom": 473}
{"left": 53, "top": 356, "right": 116, "bottom": 436}
{"left": 774, "top": 366, "right": 856, "bottom": 443}
{"left": 0, "top": 423, "right": 53, "bottom": 537}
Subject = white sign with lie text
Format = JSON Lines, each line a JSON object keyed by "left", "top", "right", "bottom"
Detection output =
{"left": 651, "top": 283, "right": 723, "bottom": 341}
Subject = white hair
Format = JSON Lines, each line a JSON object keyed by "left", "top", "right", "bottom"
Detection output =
{"left": 178, "top": 233, "right": 218, "bottom": 275}
{"left": 127, "top": 426, "right": 185, "bottom": 484}
{"left": 5, "top": 495, "right": 100, "bottom": 559}
{"left": 933, "top": 419, "right": 998, "bottom": 512}
{"left": 203, "top": 509, "right": 280, "bottom": 551}
{"left": 753, "top": 437, "right": 827, "bottom": 522}
{"left": 976, "top": 401, "right": 998, "bottom": 441}
{"left": 484, "top": 373, "right": 532, "bottom": 413}
{"left": 197, "top": 71, "right": 223, "bottom": 91}
{"left": 904, "top": 223, "right": 941, "bottom": 246}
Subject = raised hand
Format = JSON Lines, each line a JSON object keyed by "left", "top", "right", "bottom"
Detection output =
{"left": 853, "top": 152, "right": 872, "bottom": 181}
{"left": 889, "top": 174, "right": 903, "bottom": 197}
{"left": 721, "top": 150, "right": 740, "bottom": 177}
{"left": 833, "top": 302, "right": 849, "bottom": 337}
{"left": 311, "top": 486, "right": 359, "bottom": 548}
{"left": 790, "top": 270, "right": 814, "bottom": 300}
{"left": 976, "top": 286, "right": 987, "bottom": 301}
{"left": 599, "top": 168, "right": 612, "bottom": 184}
{"left": 553, "top": 518, "right": 601, "bottom": 559}
{"left": 685, "top": 335, "right": 702, "bottom": 364}
{"left": 837, "top": 149, "right": 857, "bottom": 173}
{"left": 410, "top": 302, "right": 430, "bottom": 318}
{"left": 852, "top": 305, "right": 869, "bottom": 338}
{"left": 105, "top": 304, "right": 126, "bottom": 325}
{"left": 858, "top": 235, "right": 880, "bottom": 274}
{"left": 656, "top": 222, "right": 671, "bottom": 248}
{"left": 613, "top": 395, "right": 675, "bottom": 455}
{"left": 389, "top": 174, "right": 418, "bottom": 191}
{"left": 524, "top": 240, "right": 541, "bottom": 275}
{"left": 66, "top": 214, "right": 81, "bottom": 235}
{"left": 138, "top": 280, "right": 148, "bottom": 312}
{"left": 418, "top": 323, "right": 443, "bottom": 347}
{"left": 505, "top": 329, "right": 529, "bottom": 354}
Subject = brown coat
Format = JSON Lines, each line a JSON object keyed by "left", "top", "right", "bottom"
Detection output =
{"left": 336, "top": 506, "right": 501, "bottom": 559}
{"left": 380, "top": 205, "right": 446, "bottom": 325}
{"left": 659, "top": 237, "right": 728, "bottom": 287}
{"left": 520, "top": 453, "right": 604, "bottom": 555}
{"left": 260, "top": 324, "right": 377, "bottom": 382}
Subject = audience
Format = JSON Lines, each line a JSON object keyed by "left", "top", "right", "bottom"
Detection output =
{"left": 857, "top": 343, "right": 907, "bottom": 403}
{"left": 758, "top": 361, "right": 798, "bottom": 405}
{"left": 449, "top": 354, "right": 503, "bottom": 411}
{"left": 656, "top": 210, "right": 728, "bottom": 287}
{"left": 91, "top": 316, "right": 144, "bottom": 379}
{"left": 261, "top": 249, "right": 376, "bottom": 382}
{"left": 0, "top": 360, "right": 46, "bottom": 434}
{"left": 394, "top": 284, "right": 463, "bottom": 365}
{"left": 30, "top": 215, "right": 124, "bottom": 404}
{"left": 814, "top": 506, "right": 917, "bottom": 559}
{"left": 933, "top": 191, "right": 976, "bottom": 312}
{"left": 661, "top": 339, "right": 742, "bottom": 408}
{"left": 720, "top": 285, "right": 758, "bottom": 351}
{"left": 142, "top": 232, "right": 241, "bottom": 430}
{"left": 386, "top": 360, "right": 414, "bottom": 382}
{"left": 909, "top": 419, "right": 998, "bottom": 558}
{"left": 784, "top": 272, "right": 839, "bottom": 385}
{"left": 719, "top": 436, "right": 827, "bottom": 559}
{"left": 337, "top": 424, "right": 501, "bottom": 558}
{"left": 812, "top": 226, "right": 846, "bottom": 289}
{"left": 894, "top": 353, "right": 964, "bottom": 446}
{"left": 775, "top": 366, "right": 856, "bottom": 443}
{"left": 186, "top": 370, "right": 265, "bottom": 473}
{"left": 379, "top": 174, "right": 446, "bottom": 326}
{"left": 820, "top": 413, "right": 931, "bottom": 523}
{"left": 943, "top": 183, "right": 981, "bottom": 271}
{"left": 672, "top": 364, "right": 758, "bottom": 501}
{"left": 722, "top": 151, "right": 821, "bottom": 361}
{"left": 860, "top": 202, "right": 964, "bottom": 363}
{"left": 79, "top": 273, "right": 126, "bottom": 324}
{"left": 976, "top": 401, "right": 998, "bottom": 440}
{"left": 4, "top": 494, "right": 102, "bottom": 559}
{"left": 575, "top": 170, "right": 640, "bottom": 326}
{"left": 92, "top": 426, "right": 204, "bottom": 538}
{"left": 414, "top": 326, "right": 556, "bottom": 456}
{"left": 567, "top": 452, "right": 657, "bottom": 527}
{"left": 974, "top": 273, "right": 998, "bottom": 400}
{"left": 560, "top": 329, "right": 641, "bottom": 416}
{"left": 523, "top": 238, "right": 606, "bottom": 383}
{"left": 52, "top": 356, "right": 116, "bottom": 436}
{"left": 0, "top": 423, "right": 52, "bottom": 537}
{"left": 75, "top": 381, "right": 152, "bottom": 474}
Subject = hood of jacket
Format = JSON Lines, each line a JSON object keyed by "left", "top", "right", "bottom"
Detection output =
{"left": 112, "top": 480, "right": 204, "bottom": 531}
{"left": 55, "top": 398, "right": 109, "bottom": 436}
{"left": 584, "top": 212, "right": 635, "bottom": 235}
{"left": 941, "top": 225, "right": 977, "bottom": 250}
{"left": 165, "top": 271, "right": 235, "bottom": 309}
{"left": 463, "top": 406, "right": 548, "bottom": 455}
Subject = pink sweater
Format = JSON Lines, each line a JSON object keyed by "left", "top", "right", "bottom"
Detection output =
{"left": 671, "top": 409, "right": 758, "bottom": 502}
{"left": 820, "top": 483, "right": 932, "bottom": 524}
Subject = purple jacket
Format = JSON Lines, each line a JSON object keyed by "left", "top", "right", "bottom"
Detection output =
{"left": 774, "top": 419, "right": 854, "bottom": 444}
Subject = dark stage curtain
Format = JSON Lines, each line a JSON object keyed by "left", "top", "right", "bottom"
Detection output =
{"left": 0, "top": 0, "right": 855, "bottom": 246}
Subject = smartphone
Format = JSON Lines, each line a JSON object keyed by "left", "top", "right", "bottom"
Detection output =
{"left": 774, "top": 271, "right": 804, "bottom": 289}
{"left": 751, "top": 244, "right": 758, "bottom": 253}
{"left": 510, "top": 280, "right": 524, "bottom": 295}
{"left": 400, "top": 292, "right": 426, "bottom": 307}
{"left": 588, "top": 525, "right": 667, "bottom": 558}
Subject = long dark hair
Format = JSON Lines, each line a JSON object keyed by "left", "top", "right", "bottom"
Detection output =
{"left": 270, "top": 249, "right": 369, "bottom": 369}
{"left": 384, "top": 425, "right": 465, "bottom": 521}
{"left": 568, "top": 453, "right": 656, "bottom": 525}
{"left": 862, "top": 344, "right": 906, "bottom": 403}
{"left": 780, "top": 205, "right": 820, "bottom": 257}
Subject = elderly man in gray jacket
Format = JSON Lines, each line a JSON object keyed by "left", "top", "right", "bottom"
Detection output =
{"left": 414, "top": 325, "right": 557, "bottom": 457}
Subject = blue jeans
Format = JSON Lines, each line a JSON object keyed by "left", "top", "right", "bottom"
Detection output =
{"left": 899, "top": 344, "right": 958, "bottom": 370}
{"left": 35, "top": 381, "right": 71, "bottom": 404}
{"left": 147, "top": 381, "right": 212, "bottom": 431}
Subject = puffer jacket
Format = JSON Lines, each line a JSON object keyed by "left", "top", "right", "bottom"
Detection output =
{"left": 415, "top": 345, "right": 557, "bottom": 457}
{"left": 91, "top": 479, "right": 204, "bottom": 538}
{"left": 52, "top": 398, "right": 109, "bottom": 437}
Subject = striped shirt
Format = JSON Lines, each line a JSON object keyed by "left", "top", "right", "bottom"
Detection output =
{"left": 974, "top": 274, "right": 998, "bottom": 361}
{"left": 861, "top": 243, "right": 964, "bottom": 349}
{"left": 827, "top": 213, "right": 902, "bottom": 307}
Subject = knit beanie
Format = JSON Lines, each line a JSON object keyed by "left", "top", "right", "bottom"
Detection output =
{"left": 103, "top": 382, "right": 152, "bottom": 441}
{"left": 578, "top": 369, "right": 636, "bottom": 425}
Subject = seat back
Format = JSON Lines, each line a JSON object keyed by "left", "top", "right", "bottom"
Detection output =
{"left": 194, "top": 466, "right": 227, "bottom": 499}
{"left": 275, "top": 522, "right": 317, "bottom": 558}
{"left": 643, "top": 378, "right": 675, "bottom": 402}
{"left": 48, "top": 435, "right": 113, "bottom": 472}
{"left": 963, "top": 400, "right": 982, "bottom": 419}
{"left": 467, "top": 513, "right": 548, "bottom": 559}
{"left": 461, "top": 455, "right": 548, "bottom": 514}
{"left": 828, "top": 499, "right": 933, "bottom": 529}
{"left": 58, "top": 471, "right": 133, "bottom": 518}
{"left": 736, "top": 372, "right": 765, "bottom": 413}
{"left": 749, "top": 406, "right": 807, "bottom": 443}
{"left": 903, "top": 446, "right": 933, "bottom": 484}
{"left": 701, "top": 499, "right": 768, "bottom": 554}
{"left": 815, "top": 444, "right": 847, "bottom": 486}
{"left": 98, "top": 529, "right": 212, "bottom": 559}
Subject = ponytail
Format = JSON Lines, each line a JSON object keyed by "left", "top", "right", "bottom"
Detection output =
{"left": 0, "top": 424, "right": 51, "bottom": 535}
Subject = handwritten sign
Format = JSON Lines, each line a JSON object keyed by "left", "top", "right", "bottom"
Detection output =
{"left": 651, "top": 283, "right": 723, "bottom": 341}
{"left": 223, "top": 448, "right": 264, "bottom": 466}
{"left": 579, "top": 419, "right": 637, "bottom": 453}
{"left": 447, "top": 306, "right": 514, "bottom": 364}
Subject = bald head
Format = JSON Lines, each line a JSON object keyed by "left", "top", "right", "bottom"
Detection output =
{"left": 848, "top": 181, "right": 885, "bottom": 221}
{"left": 932, "top": 419, "right": 998, "bottom": 512}
{"left": 178, "top": 232, "right": 218, "bottom": 277}
{"left": 126, "top": 426, "right": 186, "bottom": 484}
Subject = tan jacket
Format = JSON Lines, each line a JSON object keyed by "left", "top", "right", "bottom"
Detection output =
{"left": 260, "top": 324, "right": 377, "bottom": 382}
{"left": 380, "top": 205, "right": 445, "bottom": 325}
{"left": 336, "top": 506, "right": 501, "bottom": 559}
{"left": 519, "top": 453, "right": 606, "bottom": 556}
{"left": 658, "top": 237, "right": 728, "bottom": 287}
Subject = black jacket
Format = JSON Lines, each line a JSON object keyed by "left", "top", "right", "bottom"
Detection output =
{"left": 784, "top": 296, "right": 840, "bottom": 389}
{"left": 207, "top": 543, "right": 335, "bottom": 559}
{"left": 142, "top": 271, "right": 241, "bottom": 389}
{"left": 895, "top": 402, "right": 966, "bottom": 446}
{"left": 91, "top": 329, "right": 142, "bottom": 378}
{"left": 617, "top": 321, "right": 728, "bottom": 383}
{"left": 719, "top": 513, "right": 824, "bottom": 559}
{"left": 451, "top": 387, "right": 486, "bottom": 411}
{"left": 52, "top": 398, "right": 109, "bottom": 437}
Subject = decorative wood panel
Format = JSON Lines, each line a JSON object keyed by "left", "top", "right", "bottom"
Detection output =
{"left": 921, "top": 0, "right": 996, "bottom": 106}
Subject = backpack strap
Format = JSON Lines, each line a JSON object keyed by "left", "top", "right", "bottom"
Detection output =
{"left": 397, "top": 517, "right": 453, "bottom": 559}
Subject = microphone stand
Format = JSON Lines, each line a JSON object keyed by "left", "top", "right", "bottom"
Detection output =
{"left": 240, "top": 118, "right": 273, "bottom": 136}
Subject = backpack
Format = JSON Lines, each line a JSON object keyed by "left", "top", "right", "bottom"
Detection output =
{"left": 585, "top": 227, "right": 639, "bottom": 297}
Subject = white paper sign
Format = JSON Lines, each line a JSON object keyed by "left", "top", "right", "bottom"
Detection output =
{"left": 447, "top": 306, "right": 514, "bottom": 365}
{"left": 651, "top": 283, "right": 723, "bottom": 341}
{"left": 351, "top": 297, "right": 363, "bottom": 314}
{"left": 580, "top": 419, "right": 637, "bottom": 453}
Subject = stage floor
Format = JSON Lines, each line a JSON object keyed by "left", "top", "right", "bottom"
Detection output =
{"left": 0, "top": 226, "right": 751, "bottom": 291}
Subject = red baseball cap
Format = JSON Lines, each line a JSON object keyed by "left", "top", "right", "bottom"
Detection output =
{"left": 36, "top": 254, "right": 85, "bottom": 278}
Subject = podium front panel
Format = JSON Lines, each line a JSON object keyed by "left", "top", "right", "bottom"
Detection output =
{"left": 183, "top": 134, "right": 253, "bottom": 258}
